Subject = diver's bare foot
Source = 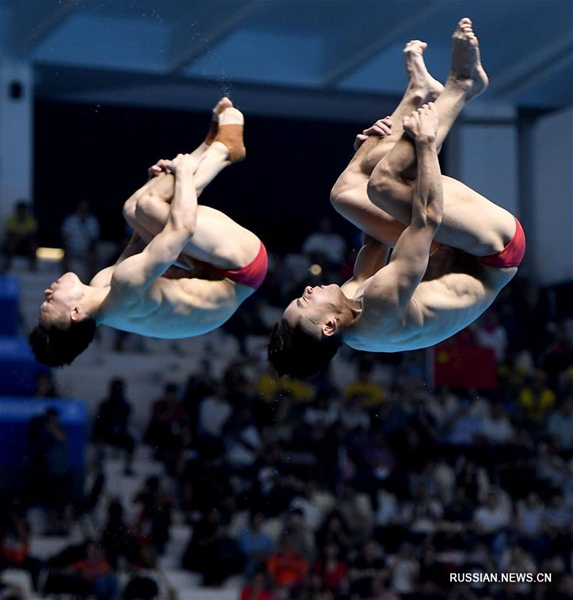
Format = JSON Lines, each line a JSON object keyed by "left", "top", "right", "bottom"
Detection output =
{"left": 449, "top": 18, "right": 488, "bottom": 101}
{"left": 205, "top": 97, "right": 234, "bottom": 145}
{"left": 404, "top": 40, "right": 444, "bottom": 103}
{"left": 215, "top": 106, "right": 246, "bottom": 163}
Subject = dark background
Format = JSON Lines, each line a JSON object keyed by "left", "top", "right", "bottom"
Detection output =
{"left": 33, "top": 100, "right": 379, "bottom": 254}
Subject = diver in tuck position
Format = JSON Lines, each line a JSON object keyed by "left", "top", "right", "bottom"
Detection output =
{"left": 31, "top": 98, "right": 268, "bottom": 367}
{"left": 269, "top": 18, "right": 525, "bottom": 378}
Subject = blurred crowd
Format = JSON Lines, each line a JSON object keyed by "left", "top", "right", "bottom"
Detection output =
{"left": 2, "top": 215, "right": 573, "bottom": 600}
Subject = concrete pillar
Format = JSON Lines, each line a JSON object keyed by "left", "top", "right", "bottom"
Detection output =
{"left": 0, "top": 59, "right": 33, "bottom": 235}
{"left": 530, "top": 107, "right": 573, "bottom": 286}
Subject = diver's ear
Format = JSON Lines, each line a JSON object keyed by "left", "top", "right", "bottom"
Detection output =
{"left": 322, "top": 317, "right": 338, "bottom": 337}
{"left": 70, "top": 306, "right": 82, "bottom": 322}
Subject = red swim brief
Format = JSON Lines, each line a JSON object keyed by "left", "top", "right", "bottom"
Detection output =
{"left": 478, "top": 217, "right": 526, "bottom": 269}
{"left": 212, "top": 242, "right": 268, "bottom": 290}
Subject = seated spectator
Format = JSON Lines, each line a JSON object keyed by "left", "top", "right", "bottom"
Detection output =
{"left": 181, "top": 359, "right": 217, "bottom": 434}
{"left": 416, "top": 546, "right": 449, "bottom": 598}
{"left": 339, "top": 396, "right": 370, "bottom": 434}
{"left": 312, "top": 542, "right": 348, "bottom": 594}
{"left": 143, "top": 383, "right": 185, "bottom": 466}
{"left": 240, "top": 570, "right": 276, "bottom": 600}
{"left": 302, "top": 389, "right": 339, "bottom": 431}
{"left": 343, "top": 358, "right": 387, "bottom": 413}
{"left": 266, "top": 530, "right": 309, "bottom": 593}
{"left": 514, "top": 492, "right": 548, "bottom": 561}
{"left": 60, "top": 199, "right": 100, "bottom": 281}
{"left": 441, "top": 399, "right": 481, "bottom": 447}
{"left": 224, "top": 406, "right": 262, "bottom": 475}
{"left": 93, "top": 378, "right": 136, "bottom": 476}
{"left": 543, "top": 491, "right": 573, "bottom": 571}
{"left": 282, "top": 508, "right": 315, "bottom": 561}
{"left": 182, "top": 508, "right": 245, "bottom": 587}
{"left": 546, "top": 397, "right": 573, "bottom": 459}
{"left": 443, "top": 488, "right": 475, "bottom": 526}
{"left": 471, "top": 490, "right": 511, "bottom": 561}
{"left": 535, "top": 442, "right": 570, "bottom": 489}
{"left": 455, "top": 459, "right": 489, "bottom": 506}
{"left": 498, "top": 545, "right": 537, "bottom": 598}
{"left": 33, "top": 371, "right": 60, "bottom": 399}
{"left": 69, "top": 540, "right": 119, "bottom": 600}
{"left": 29, "top": 407, "right": 72, "bottom": 535}
{"left": 101, "top": 499, "right": 150, "bottom": 570}
{"left": 518, "top": 370, "right": 556, "bottom": 428}
{"left": 476, "top": 402, "right": 515, "bottom": 445}
{"left": 348, "top": 539, "right": 387, "bottom": 599}
{"left": 0, "top": 497, "right": 44, "bottom": 592}
{"left": 1, "top": 201, "right": 37, "bottom": 272}
{"left": 315, "top": 511, "right": 352, "bottom": 560}
{"left": 388, "top": 542, "right": 419, "bottom": 599}
{"left": 290, "top": 480, "right": 327, "bottom": 532}
{"left": 337, "top": 484, "right": 374, "bottom": 545}
{"left": 403, "top": 480, "right": 444, "bottom": 544}
{"left": 133, "top": 476, "right": 174, "bottom": 557}
{"left": 197, "top": 386, "right": 233, "bottom": 457}
{"left": 301, "top": 216, "right": 347, "bottom": 274}
{"left": 475, "top": 310, "right": 508, "bottom": 364}
{"left": 236, "top": 511, "right": 274, "bottom": 577}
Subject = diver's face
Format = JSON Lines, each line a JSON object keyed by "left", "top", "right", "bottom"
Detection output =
{"left": 38, "top": 272, "right": 82, "bottom": 329}
{"left": 283, "top": 284, "right": 344, "bottom": 333}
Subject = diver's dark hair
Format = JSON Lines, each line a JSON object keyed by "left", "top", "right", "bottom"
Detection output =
{"left": 29, "top": 319, "right": 97, "bottom": 367}
{"left": 268, "top": 318, "right": 341, "bottom": 379}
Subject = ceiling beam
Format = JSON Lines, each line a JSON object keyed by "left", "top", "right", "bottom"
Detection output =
{"left": 167, "top": 0, "right": 264, "bottom": 74}
{"left": 490, "top": 33, "right": 573, "bottom": 99}
{"left": 8, "top": 0, "right": 89, "bottom": 57}
{"left": 320, "top": 0, "right": 447, "bottom": 89}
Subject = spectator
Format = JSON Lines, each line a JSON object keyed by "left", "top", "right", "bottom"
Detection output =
{"left": 197, "top": 386, "right": 233, "bottom": 456}
{"left": 499, "top": 545, "right": 537, "bottom": 598}
{"left": 337, "top": 484, "right": 374, "bottom": 545}
{"left": 240, "top": 571, "right": 276, "bottom": 600}
{"left": 1, "top": 201, "right": 37, "bottom": 272}
{"left": 29, "top": 407, "right": 72, "bottom": 535}
{"left": 543, "top": 491, "right": 573, "bottom": 571}
{"left": 133, "top": 476, "right": 174, "bottom": 557}
{"left": 348, "top": 539, "right": 387, "bottom": 599}
{"left": 475, "top": 310, "right": 508, "bottom": 363}
{"left": 143, "top": 383, "right": 185, "bottom": 466}
{"left": 301, "top": 216, "right": 347, "bottom": 272}
{"left": 442, "top": 398, "right": 481, "bottom": 447}
{"left": 33, "top": 371, "right": 60, "bottom": 399}
{"left": 0, "top": 497, "right": 44, "bottom": 592}
{"left": 236, "top": 511, "right": 274, "bottom": 577}
{"left": 546, "top": 397, "right": 573, "bottom": 458}
{"left": 471, "top": 490, "right": 511, "bottom": 561}
{"left": 315, "top": 512, "right": 353, "bottom": 560}
{"left": 93, "top": 378, "right": 136, "bottom": 476}
{"left": 518, "top": 370, "right": 556, "bottom": 427}
{"left": 224, "top": 406, "right": 262, "bottom": 475}
{"left": 60, "top": 199, "right": 100, "bottom": 280}
{"left": 182, "top": 359, "right": 217, "bottom": 433}
{"left": 101, "top": 499, "right": 149, "bottom": 570}
{"left": 388, "top": 542, "right": 419, "bottom": 599}
{"left": 312, "top": 542, "right": 348, "bottom": 594}
{"left": 69, "top": 540, "right": 120, "bottom": 600}
{"left": 476, "top": 402, "right": 515, "bottom": 445}
{"left": 266, "top": 530, "right": 309, "bottom": 593}
{"left": 343, "top": 358, "right": 386, "bottom": 413}
{"left": 182, "top": 508, "right": 245, "bottom": 586}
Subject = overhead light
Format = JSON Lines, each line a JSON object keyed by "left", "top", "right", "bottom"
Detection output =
{"left": 36, "top": 247, "right": 64, "bottom": 261}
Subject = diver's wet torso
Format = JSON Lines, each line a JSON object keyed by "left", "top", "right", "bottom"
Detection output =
{"left": 100, "top": 263, "right": 255, "bottom": 339}
{"left": 344, "top": 246, "right": 517, "bottom": 353}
